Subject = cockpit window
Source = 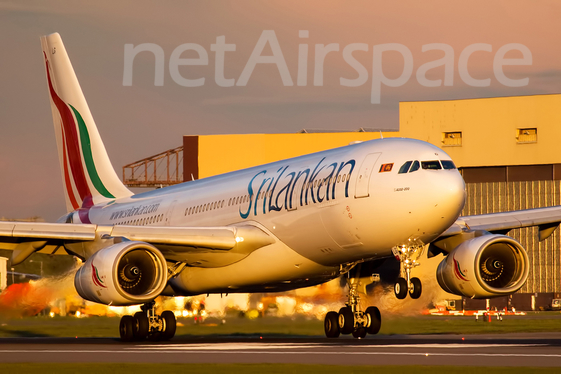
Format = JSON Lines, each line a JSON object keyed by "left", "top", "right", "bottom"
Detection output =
{"left": 421, "top": 160, "right": 442, "bottom": 170}
{"left": 399, "top": 159, "right": 455, "bottom": 172}
{"left": 398, "top": 161, "right": 412, "bottom": 174}
{"left": 441, "top": 160, "right": 457, "bottom": 170}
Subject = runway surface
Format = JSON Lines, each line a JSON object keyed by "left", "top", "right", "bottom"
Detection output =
{"left": 1, "top": 333, "right": 561, "bottom": 366}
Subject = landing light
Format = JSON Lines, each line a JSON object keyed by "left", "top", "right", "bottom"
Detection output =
{"left": 235, "top": 237, "right": 244, "bottom": 243}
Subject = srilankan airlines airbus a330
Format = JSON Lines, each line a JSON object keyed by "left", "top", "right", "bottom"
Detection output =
{"left": 1, "top": 33, "right": 559, "bottom": 341}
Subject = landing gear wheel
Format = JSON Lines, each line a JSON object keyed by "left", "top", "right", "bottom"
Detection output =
{"left": 409, "top": 277, "right": 422, "bottom": 299}
{"left": 324, "top": 311, "right": 340, "bottom": 338}
{"left": 394, "top": 277, "right": 408, "bottom": 299}
{"left": 352, "top": 326, "right": 367, "bottom": 339}
{"left": 365, "top": 306, "right": 381, "bottom": 335}
{"left": 161, "top": 310, "right": 177, "bottom": 340}
{"left": 133, "top": 312, "right": 149, "bottom": 340}
{"left": 338, "top": 307, "right": 354, "bottom": 335}
{"left": 119, "top": 315, "right": 135, "bottom": 342}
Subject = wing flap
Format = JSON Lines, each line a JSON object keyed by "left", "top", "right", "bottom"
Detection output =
{"left": 110, "top": 226, "right": 237, "bottom": 249}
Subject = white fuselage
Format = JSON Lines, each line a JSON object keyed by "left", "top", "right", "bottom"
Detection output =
{"left": 71, "top": 138, "right": 466, "bottom": 295}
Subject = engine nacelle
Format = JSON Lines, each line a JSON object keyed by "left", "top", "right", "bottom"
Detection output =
{"left": 436, "top": 234, "right": 529, "bottom": 299}
{"left": 74, "top": 241, "right": 168, "bottom": 306}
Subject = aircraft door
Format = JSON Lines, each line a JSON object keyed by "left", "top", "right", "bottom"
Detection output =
{"left": 165, "top": 199, "right": 178, "bottom": 226}
{"left": 354, "top": 153, "right": 381, "bottom": 198}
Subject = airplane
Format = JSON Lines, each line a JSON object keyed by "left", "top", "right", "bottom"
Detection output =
{"left": 1, "top": 32, "right": 559, "bottom": 341}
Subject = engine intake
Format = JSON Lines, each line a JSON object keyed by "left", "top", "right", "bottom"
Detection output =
{"left": 437, "top": 234, "right": 529, "bottom": 298}
{"left": 75, "top": 241, "right": 167, "bottom": 306}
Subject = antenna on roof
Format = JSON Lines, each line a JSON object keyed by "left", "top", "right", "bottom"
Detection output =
{"left": 380, "top": 131, "right": 384, "bottom": 139}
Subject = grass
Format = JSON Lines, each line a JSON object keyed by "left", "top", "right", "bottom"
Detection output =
{"left": 1, "top": 313, "right": 561, "bottom": 338}
{"left": 0, "top": 364, "right": 559, "bottom": 374}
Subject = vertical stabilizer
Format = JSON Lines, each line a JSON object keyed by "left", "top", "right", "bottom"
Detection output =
{"left": 40, "top": 33, "right": 132, "bottom": 213}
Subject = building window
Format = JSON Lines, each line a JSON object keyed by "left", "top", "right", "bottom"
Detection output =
{"left": 442, "top": 131, "right": 462, "bottom": 146}
{"left": 516, "top": 128, "right": 537, "bottom": 143}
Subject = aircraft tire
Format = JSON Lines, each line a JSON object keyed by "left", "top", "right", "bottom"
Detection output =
{"left": 324, "top": 311, "right": 340, "bottom": 338}
{"left": 409, "top": 277, "right": 422, "bottom": 299}
{"left": 119, "top": 315, "right": 135, "bottom": 342}
{"left": 365, "top": 306, "right": 381, "bottom": 334}
{"left": 338, "top": 307, "right": 354, "bottom": 335}
{"left": 133, "top": 312, "right": 149, "bottom": 340}
{"left": 394, "top": 277, "right": 408, "bottom": 299}
{"left": 161, "top": 310, "right": 177, "bottom": 340}
{"left": 352, "top": 326, "right": 367, "bottom": 339}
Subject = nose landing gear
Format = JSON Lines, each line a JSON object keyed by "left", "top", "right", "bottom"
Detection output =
{"left": 323, "top": 264, "right": 381, "bottom": 339}
{"left": 392, "top": 243, "right": 424, "bottom": 299}
{"left": 119, "top": 301, "right": 176, "bottom": 342}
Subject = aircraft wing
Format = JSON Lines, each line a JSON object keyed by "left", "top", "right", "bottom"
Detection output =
{"left": 0, "top": 221, "right": 275, "bottom": 267}
{"left": 441, "top": 206, "right": 561, "bottom": 241}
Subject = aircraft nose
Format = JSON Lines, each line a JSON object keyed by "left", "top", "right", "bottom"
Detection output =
{"left": 429, "top": 169, "right": 466, "bottom": 221}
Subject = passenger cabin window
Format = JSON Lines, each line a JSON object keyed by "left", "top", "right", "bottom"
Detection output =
{"left": 421, "top": 161, "right": 442, "bottom": 170}
{"left": 441, "top": 160, "right": 457, "bottom": 170}
{"left": 409, "top": 160, "right": 420, "bottom": 172}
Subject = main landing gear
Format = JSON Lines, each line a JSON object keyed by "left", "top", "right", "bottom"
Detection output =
{"left": 392, "top": 242, "right": 424, "bottom": 300}
{"left": 119, "top": 301, "right": 176, "bottom": 342}
{"left": 324, "top": 264, "right": 381, "bottom": 339}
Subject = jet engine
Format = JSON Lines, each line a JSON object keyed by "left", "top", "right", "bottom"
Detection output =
{"left": 436, "top": 234, "right": 529, "bottom": 299}
{"left": 74, "top": 241, "right": 168, "bottom": 306}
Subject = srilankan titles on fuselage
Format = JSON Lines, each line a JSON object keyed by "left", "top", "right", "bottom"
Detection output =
{"left": 86, "top": 138, "right": 465, "bottom": 266}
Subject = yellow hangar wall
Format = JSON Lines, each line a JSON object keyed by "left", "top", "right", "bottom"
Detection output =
{"left": 189, "top": 94, "right": 561, "bottom": 178}
{"left": 399, "top": 94, "right": 561, "bottom": 168}
{"left": 194, "top": 132, "right": 397, "bottom": 178}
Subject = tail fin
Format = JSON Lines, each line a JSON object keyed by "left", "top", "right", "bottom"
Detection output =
{"left": 40, "top": 33, "right": 132, "bottom": 213}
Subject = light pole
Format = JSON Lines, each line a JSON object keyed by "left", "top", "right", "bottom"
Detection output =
{"left": 29, "top": 259, "right": 44, "bottom": 277}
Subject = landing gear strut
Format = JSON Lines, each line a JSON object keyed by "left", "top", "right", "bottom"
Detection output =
{"left": 324, "top": 264, "right": 381, "bottom": 339}
{"left": 119, "top": 301, "right": 176, "bottom": 342}
{"left": 392, "top": 242, "right": 424, "bottom": 299}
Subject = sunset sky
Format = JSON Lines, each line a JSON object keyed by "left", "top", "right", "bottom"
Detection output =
{"left": 1, "top": 0, "right": 560, "bottom": 220}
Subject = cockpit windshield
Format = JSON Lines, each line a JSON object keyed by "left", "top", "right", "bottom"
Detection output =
{"left": 421, "top": 161, "right": 442, "bottom": 170}
{"left": 398, "top": 159, "right": 456, "bottom": 173}
{"left": 398, "top": 161, "right": 412, "bottom": 174}
{"left": 441, "top": 160, "right": 456, "bottom": 170}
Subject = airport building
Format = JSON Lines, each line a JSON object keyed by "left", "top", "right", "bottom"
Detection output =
{"left": 123, "top": 93, "right": 561, "bottom": 311}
